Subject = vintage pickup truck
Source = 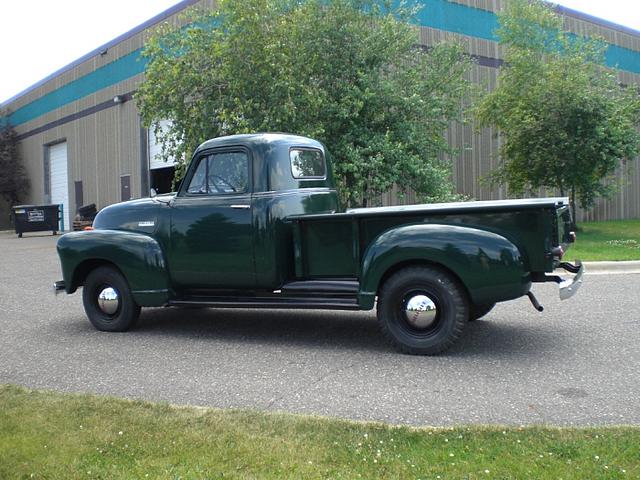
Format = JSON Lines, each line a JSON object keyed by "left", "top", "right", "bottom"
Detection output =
{"left": 55, "top": 133, "right": 583, "bottom": 354}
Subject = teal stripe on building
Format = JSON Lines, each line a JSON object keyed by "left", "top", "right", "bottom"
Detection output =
{"left": 8, "top": 50, "right": 148, "bottom": 126}
{"left": 605, "top": 44, "right": 640, "bottom": 73}
{"left": 417, "top": 0, "right": 498, "bottom": 41}
{"left": 417, "top": 0, "right": 640, "bottom": 73}
{"left": 6, "top": 0, "right": 640, "bottom": 128}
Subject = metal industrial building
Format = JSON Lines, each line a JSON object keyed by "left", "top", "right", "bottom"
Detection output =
{"left": 2, "top": 0, "right": 640, "bottom": 230}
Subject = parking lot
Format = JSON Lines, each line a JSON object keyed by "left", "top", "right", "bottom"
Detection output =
{"left": 1, "top": 230, "right": 639, "bottom": 426}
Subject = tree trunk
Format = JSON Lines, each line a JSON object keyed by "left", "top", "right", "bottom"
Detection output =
{"left": 570, "top": 187, "right": 577, "bottom": 230}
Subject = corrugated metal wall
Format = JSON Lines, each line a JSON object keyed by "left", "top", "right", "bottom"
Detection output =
{"left": 16, "top": 76, "right": 143, "bottom": 215}
{"left": 425, "top": 0, "right": 640, "bottom": 222}
{"left": 3, "top": 0, "right": 639, "bottom": 224}
{"left": 5, "top": 2, "right": 205, "bottom": 222}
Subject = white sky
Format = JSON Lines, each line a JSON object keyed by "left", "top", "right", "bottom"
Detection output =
{"left": 553, "top": 0, "right": 640, "bottom": 31}
{"left": 1, "top": 0, "right": 639, "bottom": 105}
{"left": 0, "top": 0, "right": 182, "bottom": 105}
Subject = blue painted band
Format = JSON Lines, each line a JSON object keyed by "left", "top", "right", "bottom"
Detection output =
{"left": 416, "top": 0, "right": 640, "bottom": 74}
{"left": 4, "top": 0, "right": 640, "bottom": 128}
{"left": 417, "top": 0, "right": 498, "bottom": 42}
{"left": 8, "top": 50, "right": 147, "bottom": 126}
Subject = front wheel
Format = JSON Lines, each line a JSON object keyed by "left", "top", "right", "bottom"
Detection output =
{"left": 377, "top": 266, "right": 468, "bottom": 355}
{"left": 82, "top": 266, "right": 140, "bottom": 332}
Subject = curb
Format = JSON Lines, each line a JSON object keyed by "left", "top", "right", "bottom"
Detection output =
{"left": 582, "top": 261, "right": 640, "bottom": 275}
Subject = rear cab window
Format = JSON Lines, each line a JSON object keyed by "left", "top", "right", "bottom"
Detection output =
{"left": 290, "top": 148, "right": 326, "bottom": 179}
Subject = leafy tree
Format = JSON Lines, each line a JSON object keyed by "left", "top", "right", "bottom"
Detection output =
{"left": 476, "top": 0, "right": 640, "bottom": 223}
{"left": 136, "top": 0, "right": 471, "bottom": 207}
{"left": 0, "top": 112, "right": 29, "bottom": 206}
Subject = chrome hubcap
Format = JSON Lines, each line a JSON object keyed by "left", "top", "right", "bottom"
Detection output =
{"left": 97, "top": 287, "right": 120, "bottom": 315}
{"left": 404, "top": 294, "right": 437, "bottom": 329}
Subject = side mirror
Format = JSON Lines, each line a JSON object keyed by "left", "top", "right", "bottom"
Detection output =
{"left": 150, "top": 188, "right": 157, "bottom": 198}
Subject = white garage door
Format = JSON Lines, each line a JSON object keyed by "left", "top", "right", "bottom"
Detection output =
{"left": 148, "top": 120, "right": 177, "bottom": 170}
{"left": 49, "top": 142, "right": 70, "bottom": 231}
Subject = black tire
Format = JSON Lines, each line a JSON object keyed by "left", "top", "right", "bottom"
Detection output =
{"left": 377, "top": 266, "right": 468, "bottom": 355}
{"left": 82, "top": 266, "right": 140, "bottom": 332}
{"left": 469, "top": 302, "right": 496, "bottom": 322}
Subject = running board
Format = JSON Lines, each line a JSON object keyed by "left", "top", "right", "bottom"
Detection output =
{"left": 168, "top": 296, "right": 360, "bottom": 310}
{"left": 281, "top": 279, "right": 359, "bottom": 297}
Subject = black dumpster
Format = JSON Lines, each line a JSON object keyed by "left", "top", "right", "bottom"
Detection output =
{"left": 11, "top": 204, "right": 61, "bottom": 237}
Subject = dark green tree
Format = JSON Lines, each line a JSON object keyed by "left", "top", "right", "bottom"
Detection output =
{"left": 476, "top": 0, "right": 640, "bottom": 223}
{"left": 136, "top": 0, "right": 472, "bottom": 207}
{"left": 0, "top": 113, "right": 29, "bottom": 206}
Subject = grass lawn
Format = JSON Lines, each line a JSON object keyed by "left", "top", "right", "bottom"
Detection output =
{"left": 1, "top": 385, "right": 639, "bottom": 479}
{"left": 567, "top": 219, "right": 640, "bottom": 261}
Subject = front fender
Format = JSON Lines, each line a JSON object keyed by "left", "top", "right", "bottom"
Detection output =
{"left": 56, "top": 229, "right": 170, "bottom": 306}
{"left": 359, "top": 224, "right": 531, "bottom": 309}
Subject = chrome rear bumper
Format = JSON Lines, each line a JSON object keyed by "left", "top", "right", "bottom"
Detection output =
{"left": 53, "top": 280, "right": 65, "bottom": 295}
{"left": 558, "top": 261, "right": 584, "bottom": 300}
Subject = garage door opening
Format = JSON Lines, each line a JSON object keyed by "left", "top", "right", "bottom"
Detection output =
{"left": 150, "top": 166, "right": 175, "bottom": 194}
{"left": 48, "top": 142, "right": 70, "bottom": 231}
{"left": 148, "top": 120, "right": 178, "bottom": 195}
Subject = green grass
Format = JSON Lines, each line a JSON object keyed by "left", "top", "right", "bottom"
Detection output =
{"left": 568, "top": 220, "right": 640, "bottom": 261}
{"left": 1, "top": 385, "right": 639, "bottom": 479}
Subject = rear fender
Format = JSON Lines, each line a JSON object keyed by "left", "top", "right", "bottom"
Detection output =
{"left": 358, "top": 224, "right": 531, "bottom": 309}
{"left": 56, "top": 230, "right": 170, "bottom": 306}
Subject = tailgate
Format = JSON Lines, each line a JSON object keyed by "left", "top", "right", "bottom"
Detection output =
{"left": 555, "top": 204, "right": 576, "bottom": 252}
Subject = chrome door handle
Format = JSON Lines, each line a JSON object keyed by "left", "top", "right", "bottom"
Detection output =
{"left": 230, "top": 204, "right": 251, "bottom": 209}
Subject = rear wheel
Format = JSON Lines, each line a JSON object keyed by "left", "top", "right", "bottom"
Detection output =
{"left": 82, "top": 266, "right": 140, "bottom": 332}
{"left": 469, "top": 302, "right": 496, "bottom": 322}
{"left": 377, "top": 266, "right": 468, "bottom": 355}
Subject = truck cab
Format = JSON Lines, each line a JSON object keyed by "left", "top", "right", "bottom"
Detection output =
{"left": 90, "top": 134, "right": 338, "bottom": 293}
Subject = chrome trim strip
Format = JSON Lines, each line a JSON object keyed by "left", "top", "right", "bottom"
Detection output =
{"left": 252, "top": 187, "right": 334, "bottom": 198}
{"left": 131, "top": 289, "right": 169, "bottom": 294}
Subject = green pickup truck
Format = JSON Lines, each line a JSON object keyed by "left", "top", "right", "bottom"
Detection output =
{"left": 55, "top": 133, "right": 583, "bottom": 354}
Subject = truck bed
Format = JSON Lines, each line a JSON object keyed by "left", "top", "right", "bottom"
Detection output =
{"left": 289, "top": 197, "right": 572, "bottom": 279}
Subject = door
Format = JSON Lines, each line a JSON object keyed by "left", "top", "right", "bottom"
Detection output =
{"left": 49, "top": 142, "right": 70, "bottom": 231}
{"left": 168, "top": 149, "right": 254, "bottom": 290}
{"left": 120, "top": 175, "right": 131, "bottom": 201}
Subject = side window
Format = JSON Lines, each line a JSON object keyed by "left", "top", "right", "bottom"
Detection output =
{"left": 186, "top": 151, "right": 249, "bottom": 194}
{"left": 290, "top": 148, "right": 325, "bottom": 179}
{"left": 210, "top": 152, "right": 249, "bottom": 193}
{"left": 186, "top": 156, "right": 208, "bottom": 194}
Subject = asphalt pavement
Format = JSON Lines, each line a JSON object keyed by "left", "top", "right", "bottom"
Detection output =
{"left": 1, "top": 230, "right": 639, "bottom": 426}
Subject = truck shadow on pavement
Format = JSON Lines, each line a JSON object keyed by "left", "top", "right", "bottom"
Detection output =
{"left": 134, "top": 307, "right": 391, "bottom": 353}
{"left": 118, "top": 307, "right": 561, "bottom": 357}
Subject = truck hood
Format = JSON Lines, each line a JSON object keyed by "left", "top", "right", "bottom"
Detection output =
{"left": 92, "top": 194, "right": 175, "bottom": 234}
